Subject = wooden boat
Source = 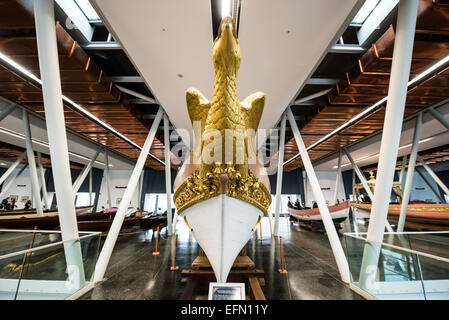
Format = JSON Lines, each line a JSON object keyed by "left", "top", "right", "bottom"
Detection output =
{"left": 288, "top": 200, "right": 350, "bottom": 224}
{"left": 139, "top": 213, "right": 168, "bottom": 231}
{"left": 351, "top": 202, "right": 449, "bottom": 228}
{"left": 0, "top": 210, "right": 115, "bottom": 230}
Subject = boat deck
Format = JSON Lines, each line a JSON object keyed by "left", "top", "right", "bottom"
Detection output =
{"left": 81, "top": 216, "right": 364, "bottom": 300}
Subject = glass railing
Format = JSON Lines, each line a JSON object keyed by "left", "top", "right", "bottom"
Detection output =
{"left": 344, "top": 231, "right": 449, "bottom": 300}
{"left": 0, "top": 229, "right": 101, "bottom": 300}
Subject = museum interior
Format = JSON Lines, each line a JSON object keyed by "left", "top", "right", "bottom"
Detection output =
{"left": 1, "top": 0, "right": 449, "bottom": 302}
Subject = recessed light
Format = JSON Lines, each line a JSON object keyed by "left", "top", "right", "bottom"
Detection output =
{"left": 177, "top": 74, "right": 183, "bottom": 78}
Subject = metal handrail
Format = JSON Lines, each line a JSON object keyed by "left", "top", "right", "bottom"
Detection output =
{"left": 0, "top": 232, "right": 101, "bottom": 260}
{"left": 345, "top": 232, "right": 449, "bottom": 264}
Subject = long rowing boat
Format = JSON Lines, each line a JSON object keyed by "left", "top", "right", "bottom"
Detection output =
{"left": 288, "top": 200, "right": 350, "bottom": 224}
{"left": 351, "top": 202, "right": 449, "bottom": 228}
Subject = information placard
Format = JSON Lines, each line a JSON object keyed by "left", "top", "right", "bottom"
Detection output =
{"left": 208, "top": 282, "right": 245, "bottom": 300}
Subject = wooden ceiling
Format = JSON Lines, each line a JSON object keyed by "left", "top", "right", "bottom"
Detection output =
{"left": 1, "top": 0, "right": 449, "bottom": 174}
{"left": 0, "top": 0, "right": 169, "bottom": 170}
{"left": 284, "top": 0, "right": 449, "bottom": 172}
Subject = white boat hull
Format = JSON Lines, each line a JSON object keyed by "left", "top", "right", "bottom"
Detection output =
{"left": 181, "top": 194, "right": 262, "bottom": 283}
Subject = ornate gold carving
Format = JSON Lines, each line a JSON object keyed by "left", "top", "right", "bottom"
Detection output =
{"left": 174, "top": 165, "right": 271, "bottom": 214}
{"left": 174, "top": 17, "right": 271, "bottom": 214}
{"left": 225, "top": 166, "right": 271, "bottom": 214}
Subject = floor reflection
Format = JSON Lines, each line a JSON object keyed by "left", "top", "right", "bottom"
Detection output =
{"left": 82, "top": 215, "right": 364, "bottom": 300}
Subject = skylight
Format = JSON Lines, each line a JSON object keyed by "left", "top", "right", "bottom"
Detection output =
{"left": 74, "top": 0, "right": 100, "bottom": 21}
{"left": 352, "top": 0, "right": 381, "bottom": 25}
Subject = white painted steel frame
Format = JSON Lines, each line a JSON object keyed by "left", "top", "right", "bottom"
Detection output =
{"left": 286, "top": 107, "right": 350, "bottom": 283}
{"left": 23, "top": 110, "right": 43, "bottom": 217}
{"left": 359, "top": 0, "right": 419, "bottom": 289}
{"left": 37, "top": 152, "right": 49, "bottom": 210}
{"left": 164, "top": 112, "right": 173, "bottom": 235}
{"left": 397, "top": 113, "right": 423, "bottom": 232}
{"left": 94, "top": 107, "right": 163, "bottom": 282}
{"left": 417, "top": 154, "right": 449, "bottom": 198}
{"left": 0, "top": 151, "right": 25, "bottom": 186}
{"left": 274, "top": 112, "right": 286, "bottom": 236}
{"left": 33, "top": 0, "right": 86, "bottom": 289}
{"left": 72, "top": 146, "right": 103, "bottom": 195}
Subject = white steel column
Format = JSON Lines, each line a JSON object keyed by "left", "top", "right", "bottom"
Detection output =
{"left": 104, "top": 149, "right": 112, "bottom": 208}
{"left": 399, "top": 155, "right": 407, "bottom": 184}
{"left": 164, "top": 112, "right": 173, "bottom": 236}
{"left": 23, "top": 110, "right": 44, "bottom": 216}
{"left": 333, "top": 149, "right": 342, "bottom": 204}
{"left": 397, "top": 113, "right": 423, "bottom": 232}
{"left": 89, "top": 168, "right": 93, "bottom": 206}
{"left": 417, "top": 154, "right": 449, "bottom": 198}
{"left": 94, "top": 107, "right": 163, "bottom": 282}
{"left": 34, "top": 0, "right": 85, "bottom": 288}
{"left": 0, "top": 151, "right": 25, "bottom": 186}
{"left": 274, "top": 112, "right": 287, "bottom": 236}
{"left": 286, "top": 107, "right": 350, "bottom": 283}
{"left": 37, "top": 152, "right": 50, "bottom": 210}
{"left": 0, "top": 164, "right": 27, "bottom": 200}
{"left": 359, "top": 0, "right": 419, "bottom": 289}
{"left": 343, "top": 148, "right": 374, "bottom": 200}
{"left": 73, "top": 146, "right": 103, "bottom": 195}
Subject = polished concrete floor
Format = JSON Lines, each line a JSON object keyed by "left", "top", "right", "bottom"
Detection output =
{"left": 81, "top": 215, "right": 366, "bottom": 300}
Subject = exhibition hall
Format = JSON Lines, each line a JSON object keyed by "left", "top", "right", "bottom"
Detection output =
{"left": 0, "top": 0, "right": 449, "bottom": 305}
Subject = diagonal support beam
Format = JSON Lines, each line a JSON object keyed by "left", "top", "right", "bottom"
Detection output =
{"left": 0, "top": 151, "right": 26, "bottom": 186}
{"left": 94, "top": 107, "right": 164, "bottom": 282}
{"left": 343, "top": 148, "right": 394, "bottom": 232}
{"left": 359, "top": 0, "right": 419, "bottom": 289}
{"left": 72, "top": 146, "right": 103, "bottom": 195}
{"left": 397, "top": 113, "right": 423, "bottom": 232}
{"left": 428, "top": 107, "right": 449, "bottom": 131}
{"left": 23, "top": 110, "right": 44, "bottom": 217}
{"left": 286, "top": 107, "right": 350, "bottom": 283}
{"left": 104, "top": 149, "right": 112, "bottom": 208}
{"left": 343, "top": 148, "right": 374, "bottom": 200}
{"left": 332, "top": 149, "right": 343, "bottom": 204}
{"left": 417, "top": 154, "right": 449, "bottom": 199}
{"left": 273, "top": 112, "right": 287, "bottom": 236}
{"left": 0, "top": 164, "right": 27, "bottom": 200}
{"left": 37, "top": 152, "right": 50, "bottom": 210}
{"left": 0, "top": 103, "right": 16, "bottom": 122}
{"left": 415, "top": 167, "right": 445, "bottom": 203}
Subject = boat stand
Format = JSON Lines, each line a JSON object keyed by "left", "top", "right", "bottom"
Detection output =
{"left": 180, "top": 247, "right": 266, "bottom": 300}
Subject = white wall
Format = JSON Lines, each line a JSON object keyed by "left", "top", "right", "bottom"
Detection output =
{"left": 0, "top": 167, "right": 34, "bottom": 209}
{"left": 303, "top": 171, "right": 346, "bottom": 207}
{"left": 96, "top": 170, "right": 139, "bottom": 210}
{"left": 405, "top": 170, "right": 441, "bottom": 203}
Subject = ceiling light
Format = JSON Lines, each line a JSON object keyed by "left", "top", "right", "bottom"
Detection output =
{"left": 221, "top": 0, "right": 233, "bottom": 19}
{"left": 352, "top": 0, "right": 381, "bottom": 25}
{"left": 74, "top": 0, "right": 100, "bottom": 21}
{"left": 0, "top": 162, "right": 6, "bottom": 166}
